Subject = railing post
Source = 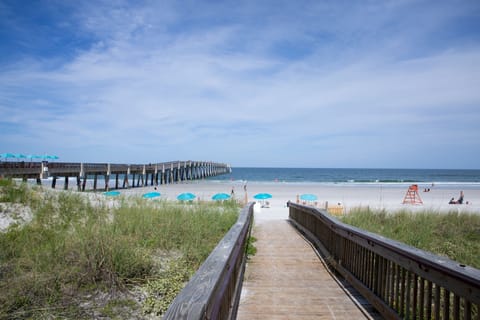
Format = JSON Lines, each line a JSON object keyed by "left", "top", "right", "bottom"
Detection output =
{"left": 161, "top": 164, "right": 165, "bottom": 185}
{"left": 105, "top": 163, "right": 111, "bottom": 191}
{"left": 41, "top": 161, "right": 49, "bottom": 179}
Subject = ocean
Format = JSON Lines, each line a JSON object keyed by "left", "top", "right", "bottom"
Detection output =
{"left": 38, "top": 167, "right": 480, "bottom": 191}
{"left": 208, "top": 168, "right": 480, "bottom": 189}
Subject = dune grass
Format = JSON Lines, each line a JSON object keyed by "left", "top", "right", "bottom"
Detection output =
{"left": 340, "top": 207, "right": 480, "bottom": 269}
{"left": 0, "top": 179, "right": 239, "bottom": 319}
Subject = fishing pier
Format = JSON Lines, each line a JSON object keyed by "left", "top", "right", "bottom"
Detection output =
{"left": 0, "top": 160, "right": 231, "bottom": 191}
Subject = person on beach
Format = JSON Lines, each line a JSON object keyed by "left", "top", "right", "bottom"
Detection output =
{"left": 243, "top": 183, "right": 248, "bottom": 204}
{"left": 457, "top": 191, "right": 464, "bottom": 204}
{"left": 449, "top": 191, "right": 465, "bottom": 204}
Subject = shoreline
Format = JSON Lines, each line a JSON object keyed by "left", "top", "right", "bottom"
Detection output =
{"left": 2, "top": 179, "right": 479, "bottom": 230}
{"left": 33, "top": 179, "right": 480, "bottom": 213}
{"left": 29, "top": 176, "right": 480, "bottom": 189}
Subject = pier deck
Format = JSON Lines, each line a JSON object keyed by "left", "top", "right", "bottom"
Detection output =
{"left": 237, "top": 219, "right": 378, "bottom": 319}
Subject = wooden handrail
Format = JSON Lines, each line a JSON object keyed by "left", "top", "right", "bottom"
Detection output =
{"left": 287, "top": 202, "right": 480, "bottom": 320}
{"left": 163, "top": 202, "right": 255, "bottom": 320}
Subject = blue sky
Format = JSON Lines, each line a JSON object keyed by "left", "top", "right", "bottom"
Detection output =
{"left": 1, "top": 0, "right": 480, "bottom": 168}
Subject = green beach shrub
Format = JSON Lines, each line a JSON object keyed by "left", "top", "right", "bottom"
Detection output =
{"left": 0, "top": 179, "right": 29, "bottom": 204}
{"left": 143, "top": 258, "right": 193, "bottom": 316}
{"left": 246, "top": 236, "right": 257, "bottom": 256}
{"left": 341, "top": 208, "right": 480, "bottom": 269}
{"left": 0, "top": 185, "right": 240, "bottom": 319}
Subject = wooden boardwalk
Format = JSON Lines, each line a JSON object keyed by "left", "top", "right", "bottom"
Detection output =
{"left": 237, "top": 219, "right": 378, "bottom": 319}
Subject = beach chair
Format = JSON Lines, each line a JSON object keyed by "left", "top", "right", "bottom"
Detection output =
{"left": 328, "top": 204, "right": 344, "bottom": 216}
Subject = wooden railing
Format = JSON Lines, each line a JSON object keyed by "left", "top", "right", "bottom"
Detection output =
{"left": 163, "top": 202, "right": 255, "bottom": 320}
{"left": 288, "top": 202, "right": 480, "bottom": 320}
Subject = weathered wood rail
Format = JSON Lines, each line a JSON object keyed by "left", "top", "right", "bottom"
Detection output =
{"left": 0, "top": 160, "right": 231, "bottom": 191}
{"left": 288, "top": 202, "right": 480, "bottom": 320}
{"left": 163, "top": 202, "right": 254, "bottom": 320}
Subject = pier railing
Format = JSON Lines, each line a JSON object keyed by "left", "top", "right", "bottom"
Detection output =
{"left": 288, "top": 202, "right": 480, "bottom": 320}
{"left": 163, "top": 202, "right": 254, "bottom": 320}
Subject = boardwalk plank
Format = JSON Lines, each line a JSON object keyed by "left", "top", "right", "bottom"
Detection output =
{"left": 237, "top": 219, "right": 376, "bottom": 319}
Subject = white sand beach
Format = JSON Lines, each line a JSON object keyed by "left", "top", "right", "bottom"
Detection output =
{"left": 110, "top": 180, "right": 480, "bottom": 222}
{"left": 2, "top": 179, "right": 479, "bottom": 231}
{"left": 25, "top": 178, "right": 480, "bottom": 214}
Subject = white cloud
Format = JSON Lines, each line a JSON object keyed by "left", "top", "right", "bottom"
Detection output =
{"left": 1, "top": 1, "right": 479, "bottom": 167}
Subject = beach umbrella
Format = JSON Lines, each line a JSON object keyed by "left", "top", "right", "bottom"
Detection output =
{"left": 1, "top": 153, "right": 15, "bottom": 158}
{"left": 41, "top": 154, "right": 59, "bottom": 161}
{"left": 104, "top": 191, "right": 121, "bottom": 197}
{"left": 0, "top": 153, "right": 16, "bottom": 161}
{"left": 254, "top": 192, "right": 272, "bottom": 208}
{"left": 44, "top": 154, "right": 58, "bottom": 160}
{"left": 26, "top": 154, "right": 42, "bottom": 161}
{"left": 14, "top": 153, "right": 27, "bottom": 160}
{"left": 177, "top": 192, "right": 196, "bottom": 201}
{"left": 142, "top": 191, "right": 161, "bottom": 199}
{"left": 253, "top": 193, "right": 272, "bottom": 200}
{"left": 212, "top": 193, "right": 231, "bottom": 201}
{"left": 300, "top": 194, "right": 318, "bottom": 201}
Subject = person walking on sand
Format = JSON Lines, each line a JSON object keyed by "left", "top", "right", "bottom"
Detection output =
{"left": 243, "top": 183, "right": 248, "bottom": 205}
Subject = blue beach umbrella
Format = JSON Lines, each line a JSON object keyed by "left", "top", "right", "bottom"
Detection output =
{"left": 104, "top": 191, "right": 121, "bottom": 197}
{"left": 41, "top": 154, "right": 59, "bottom": 161}
{"left": 177, "top": 192, "right": 196, "bottom": 201}
{"left": 0, "top": 153, "right": 16, "bottom": 161}
{"left": 14, "top": 153, "right": 27, "bottom": 160}
{"left": 143, "top": 191, "right": 161, "bottom": 199}
{"left": 212, "top": 193, "right": 231, "bottom": 201}
{"left": 253, "top": 193, "right": 272, "bottom": 200}
{"left": 1, "top": 153, "right": 16, "bottom": 160}
{"left": 300, "top": 194, "right": 318, "bottom": 201}
{"left": 27, "top": 154, "right": 43, "bottom": 161}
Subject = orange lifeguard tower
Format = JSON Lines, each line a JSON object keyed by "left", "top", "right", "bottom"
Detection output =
{"left": 403, "top": 184, "right": 423, "bottom": 205}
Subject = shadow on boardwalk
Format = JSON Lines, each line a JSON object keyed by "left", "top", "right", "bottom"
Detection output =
{"left": 237, "top": 219, "right": 382, "bottom": 319}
